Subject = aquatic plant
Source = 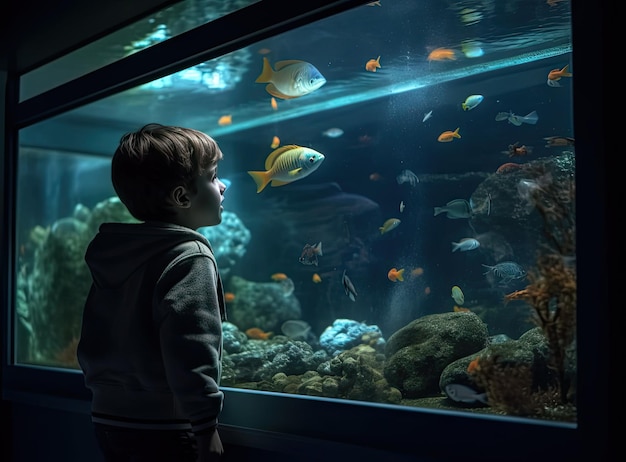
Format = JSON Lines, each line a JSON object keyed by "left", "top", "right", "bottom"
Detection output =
{"left": 498, "top": 162, "right": 577, "bottom": 412}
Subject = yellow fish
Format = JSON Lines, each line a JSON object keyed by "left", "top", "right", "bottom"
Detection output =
{"left": 255, "top": 57, "right": 326, "bottom": 99}
{"left": 218, "top": 114, "right": 232, "bottom": 126}
{"left": 365, "top": 56, "right": 381, "bottom": 72}
{"left": 451, "top": 285, "right": 465, "bottom": 305}
{"left": 247, "top": 145, "right": 325, "bottom": 193}
{"left": 379, "top": 218, "right": 401, "bottom": 234}
{"left": 270, "top": 135, "right": 280, "bottom": 149}
{"left": 312, "top": 273, "right": 322, "bottom": 283}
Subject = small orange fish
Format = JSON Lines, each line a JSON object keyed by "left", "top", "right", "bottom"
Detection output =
{"left": 411, "top": 267, "right": 424, "bottom": 277}
{"left": 258, "top": 48, "right": 272, "bottom": 55}
{"left": 218, "top": 115, "right": 232, "bottom": 126}
{"left": 437, "top": 127, "right": 461, "bottom": 142}
{"left": 245, "top": 327, "right": 273, "bottom": 340}
{"left": 271, "top": 272, "right": 289, "bottom": 281}
{"left": 224, "top": 292, "right": 236, "bottom": 303}
{"left": 312, "top": 273, "right": 322, "bottom": 283}
{"left": 467, "top": 357, "right": 481, "bottom": 373}
{"left": 427, "top": 47, "right": 456, "bottom": 62}
{"left": 271, "top": 135, "right": 280, "bottom": 148}
{"left": 453, "top": 305, "right": 471, "bottom": 312}
{"left": 496, "top": 162, "right": 524, "bottom": 174}
{"left": 271, "top": 97, "right": 278, "bottom": 110}
{"left": 547, "top": 64, "right": 572, "bottom": 81}
{"left": 369, "top": 172, "right": 382, "bottom": 181}
{"left": 387, "top": 268, "right": 405, "bottom": 282}
{"left": 365, "top": 56, "right": 381, "bottom": 72}
{"left": 424, "top": 286, "right": 431, "bottom": 295}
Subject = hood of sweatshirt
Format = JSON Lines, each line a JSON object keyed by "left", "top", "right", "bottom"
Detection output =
{"left": 85, "top": 222, "right": 211, "bottom": 288}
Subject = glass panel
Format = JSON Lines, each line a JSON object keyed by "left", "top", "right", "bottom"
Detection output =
{"left": 16, "top": 0, "right": 576, "bottom": 423}
{"left": 19, "top": 0, "right": 260, "bottom": 101}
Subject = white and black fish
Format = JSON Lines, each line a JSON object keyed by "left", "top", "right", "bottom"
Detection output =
{"left": 451, "top": 238, "right": 480, "bottom": 252}
{"left": 482, "top": 261, "right": 527, "bottom": 283}
{"left": 342, "top": 270, "right": 358, "bottom": 302}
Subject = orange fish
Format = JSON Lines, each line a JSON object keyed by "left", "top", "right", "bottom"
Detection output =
{"left": 271, "top": 97, "right": 278, "bottom": 110}
{"left": 271, "top": 272, "right": 289, "bottom": 281}
{"left": 547, "top": 64, "right": 572, "bottom": 81}
{"left": 453, "top": 305, "right": 471, "bottom": 313}
{"left": 245, "top": 327, "right": 273, "bottom": 340}
{"left": 218, "top": 115, "right": 232, "bottom": 126}
{"left": 312, "top": 273, "right": 322, "bottom": 283}
{"left": 467, "top": 357, "right": 481, "bottom": 373}
{"left": 271, "top": 135, "right": 280, "bottom": 149}
{"left": 424, "top": 286, "right": 431, "bottom": 295}
{"left": 387, "top": 268, "right": 405, "bottom": 282}
{"left": 411, "top": 267, "right": 424, "bottom": 277}
{"left": 365, "top": 56, "right": 381, "bottom": 72}
{"left": 437, "top": 127, "right": 461, "bottom": 142}
{"left": 369, "top": 172, "right": 382, "bottom": 181}
{"left": 427, "top": 48, "right": 456, "bottom": 62}
{"left": 496, "top": 162, "right": 524, "bottom": 174}
{"left": 224, "top": 292, "right": 236, "bottom": 303}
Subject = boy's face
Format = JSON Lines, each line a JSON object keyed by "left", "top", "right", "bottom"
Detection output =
{"left": 186, "top": 159, "right": 226, "bottom": 230}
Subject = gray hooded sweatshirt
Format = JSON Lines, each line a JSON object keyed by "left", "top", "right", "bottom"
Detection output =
{"left": 77, "top": 222, "right": 226, "bottom": 434}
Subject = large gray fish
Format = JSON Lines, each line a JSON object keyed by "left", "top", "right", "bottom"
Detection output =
{"left": 482, "top": 261, "right": 527, "bottom": 283}
{"left": 444, "top": 384, "right": 487, "bottom": 404}
{"left": 434, "top": 199, "right": 472, "bottom": 219}
{"left": 255, "top": 57, "right": 326, "bottom": 99}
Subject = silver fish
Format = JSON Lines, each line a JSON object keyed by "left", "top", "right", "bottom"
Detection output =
{"left": 281, "top": 320, "right": 311, "bottom": 340}
{"left": 255, "top": 57, "right": 326, "bottom": 99}
{"left": 482, "top": 261, "right": 527, "bottom": 283}
{"left": 444, "top": 384, "right": 488, "bottom": 404}
{"left": 434, "top": 199, "right": 472, "bottom": 219}
{"left": 451, "top": 238, "right": 480, "bottom": 252}
{"left": 342, "top": 269, "right": 357, "bottom": 302}
{"left": 495, "top": 110, "right": 538, "bottom": 126}
{"left": 396, "top": 169, "right": 419, "bottom": 187}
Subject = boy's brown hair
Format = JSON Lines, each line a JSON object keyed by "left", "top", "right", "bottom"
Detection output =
{"left": 111, "top": 123, "right": 221, "bottom": 221}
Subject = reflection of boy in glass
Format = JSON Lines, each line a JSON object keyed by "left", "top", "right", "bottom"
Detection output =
{"left": 77, "top": 123, "right": 228, "bottom": 461}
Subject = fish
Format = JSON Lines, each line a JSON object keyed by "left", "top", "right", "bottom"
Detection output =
{"left": 437, "top": 127, "right": 461, "bottom": 142}
{"left": 217, "top": 114, "right": 232, "bottom": 126}
{"left": 399, "top": 200, "right": 405, "bottom": 213}
{"left": 485, "top": 193, "right": 492, "bottom": 216}
{"left": 453, "top": 306, "right": 471, "bottom": 313}
{"left": 369, "top": 172, "right": 382, "bottom": 182}
{"left": 461, "top": 40, "right": 484, "bottom": 58}
{"left": 496, "top": 162, "right": 524, "bottom": 174}
{"left": 255, "top": 57, "right": 326, "bottom": 99}
{"left": 422, "top": 110, "right": 433, "bottom": 122}
{"left": 224, "top": 292, "right": 236, "bottom": 303}
{"left": 396, "top": 169, "right": 419, "bottom": 186}
{"left": 462, "top": 94, "right": 483, "bottom": 111}
{"left": 299, "top": 242, "right": 323, "bottom": 266}
{"left": 281, "top": 320, "right": 311, "bottom": 340}
{"left": 544, "top": 136, "right": 575, "bottom": 147}
{"left": 387, "top": 268, "right": 405, "bottom": 282}
{"left": 270, "top": 135, "right": 280, "bottom": 149}
{"left": 427, "top": 47, "right": 456, "bottom": 62}
{"left": 247, "top": 145, "right": 325, "bottom": 193}
{"left": 367, "top": 1, "right": 381, "bottom": 5}
{"left": 342, "top": 269, "right": 358, "bottom": 301}
{"left": 270, "top": 97, "right": 278, "bottom": 110}
{"left": 271, "top": 272, "right": 289, "bottom": 281}
{"left": 312, "top": 273, "right": 322, "bottom": 283}
{"left": 424, "top": 286, "right": 431, "bottom": 295}
{"left": 434, "top": 199, "right": 472, "bottom": 219}
{"left": 365, "top": 55, "right": 381, "bottom": 72}
{"left": 245, "top": 327, "right": 273, "bottom": 340}
{"left": 502, "top": 141, "right": 533, "bottom": 158}
{"left": 482, "top": 261, "right": 527, "bottom": 283}
{"left": 547, "top": 64, "right": 572, "bottom": 83}
{"left": 451, "top": 238, "right": 480, "bottom": 252}
{"left": 444, "top": 384, "right": 487, "bottom": 404}
{"left": 451, "top": 285, "right": 465, "bottom": 305}
{"left": 322, "top": 127, "right": 344, "bottom": 138}
{"left": 411, "top": 267, "right": 424, "bottom": 277}
{"left": 495, "top": 110, "right": 538, "bottom": 126}
{"left": 379, "top": 218, "right": 401, "bottom": 234}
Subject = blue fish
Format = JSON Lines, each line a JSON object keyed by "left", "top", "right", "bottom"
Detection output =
{"left": 482, "top": 261, "right": 527, "bottom": 283}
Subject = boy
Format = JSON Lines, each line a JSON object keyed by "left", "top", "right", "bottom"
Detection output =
{"left": 77, "top": 123, "right": 228, "bottom": 461}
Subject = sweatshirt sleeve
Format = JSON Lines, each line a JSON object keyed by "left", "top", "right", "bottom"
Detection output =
{"left": 155, "top": 243, "right": 224, "bottom": 433}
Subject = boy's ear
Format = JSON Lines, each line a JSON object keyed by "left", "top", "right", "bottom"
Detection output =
{"left": 167, "top": 185, "right": 191, "bottom": 208}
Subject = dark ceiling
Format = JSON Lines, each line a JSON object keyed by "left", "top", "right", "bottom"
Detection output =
{"left": 0, "top": 0, "right": 179, "bottom": 73}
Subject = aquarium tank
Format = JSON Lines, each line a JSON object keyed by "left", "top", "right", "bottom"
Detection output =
{"left": 13, "top": 0, "right": 577, "bottom": 425}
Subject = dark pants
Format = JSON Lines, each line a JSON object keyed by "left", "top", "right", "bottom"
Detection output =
{"left": 94, "top": 423, "right": 197, "bottom": 462}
